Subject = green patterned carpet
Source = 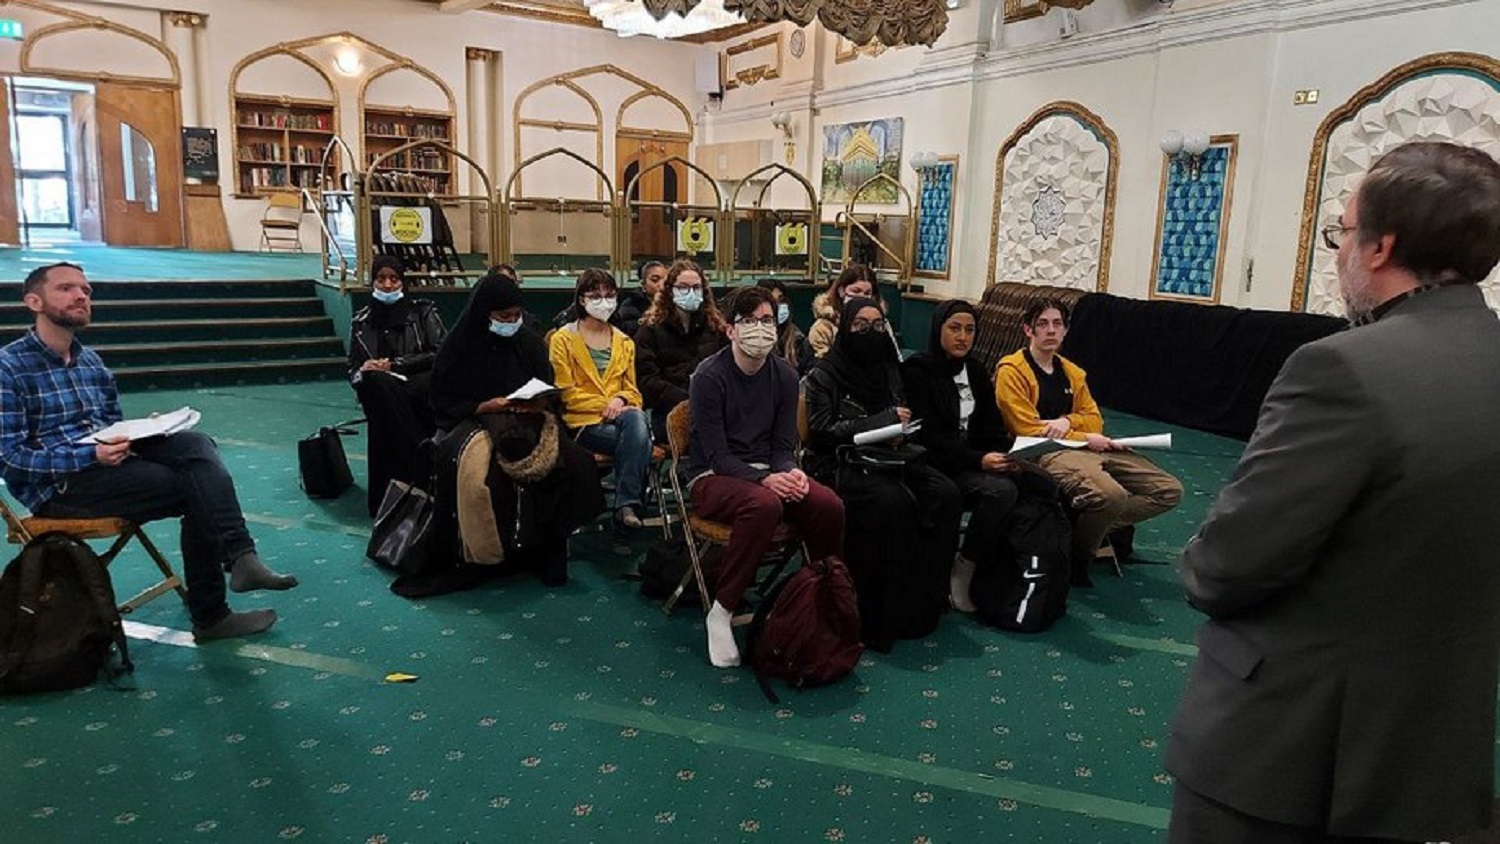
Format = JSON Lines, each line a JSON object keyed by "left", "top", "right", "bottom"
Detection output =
{"left": 2, "top": 382, "right": 1254, "bottom": 843}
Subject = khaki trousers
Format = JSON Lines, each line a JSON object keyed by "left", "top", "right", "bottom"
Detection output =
{"left": 1040, "top": 448, "right": 1182, "bottom": 559}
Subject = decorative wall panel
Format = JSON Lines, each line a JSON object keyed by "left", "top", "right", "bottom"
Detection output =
{"left": 1294, "top": 53, "right": 1500, "bottom": 314}
{"left": 1151, "top": 136, "right": 1237, "bottom": 303}
{"left": 988, "top": 101, "right": 1118, "bottom": 291}
{"left": 915, "top": 157, "right": 956, "bottom": 278}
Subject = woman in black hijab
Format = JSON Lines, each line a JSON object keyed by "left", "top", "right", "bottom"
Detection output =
{"left": 392, "top": 271, "right": 602, "bottom": 598}
{"left": 348, "top": 256, "right": 446, "bottom": 516}
{"left": 901, "top": 299, "right": 1031, "bottom": 612}
{"left": 803, "top": 297, "right": 963, "bottom": 652}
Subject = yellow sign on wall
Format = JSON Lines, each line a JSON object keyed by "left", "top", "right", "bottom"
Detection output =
{"left": 379, "top": 206, "right": 432, "bottom": 245}
{"left": 676, "top": 217, "right": 714, "bottom": 254}
{"left": 775, "top": 222, "right": 808, "bottom": 256}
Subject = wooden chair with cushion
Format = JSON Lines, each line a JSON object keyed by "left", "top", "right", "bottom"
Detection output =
{"left": 259, "top": 192, "right": 304, "bottom": 252}
{"left": 0, "top": 493, "right": 186, "bottom": 615}
{"left": 661, "top": 402, "right": 803, "bottom": 624}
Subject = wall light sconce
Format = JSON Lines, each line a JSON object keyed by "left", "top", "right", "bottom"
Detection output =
{"left": 909, "top": 151, "right": 941, "bottom": 173}
{"left": 1159, "top": 129, "right": 1211, "bottom": 179}
{"left": 770, "top": 110, "right": 795, "bottom": 164}
{"left": 334, "top": 49, "right": 362, "bottom": 77}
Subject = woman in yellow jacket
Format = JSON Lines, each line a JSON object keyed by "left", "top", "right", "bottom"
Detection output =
{"left": 549, "top": 268, "right": 652, "bottom": 529}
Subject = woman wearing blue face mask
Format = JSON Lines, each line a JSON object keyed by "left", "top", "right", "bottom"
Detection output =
{"left": 348, "top": 256, "right": 447, "bottom": 516}
{"left": 398, "top": 272, "right": 601, "bottom": 597}
{"left": 756, "top": 277, "right": 816, "bottom": 377}
{"left": 633, "top": 259, "right": 727, "bottom": 443}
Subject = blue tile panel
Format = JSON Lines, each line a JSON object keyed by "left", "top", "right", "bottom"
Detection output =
{"left": 916, "top": 160, "right": 955, "bottom": 274}
{"left": 1154, "top": 145, "right": 1230, "bottom": 300}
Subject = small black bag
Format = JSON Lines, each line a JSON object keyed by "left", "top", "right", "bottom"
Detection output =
{"left": 366, "top": 480, "right": 436, "bottom": 577}
{"left": 638, "top": 539, "right": 722, "bottom": 603}
{"left": 299, "top": 421, "right": 361, "bottom": 499}
{"left": 971, "top": 468, "right": 1073, "bottom": 633}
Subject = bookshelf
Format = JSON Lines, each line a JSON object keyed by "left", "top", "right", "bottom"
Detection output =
{"left": 363, "top": 106, "right": 455, "bottom": 195}
{"left": 233, "top": 95, "right": 338, "bottom": 196}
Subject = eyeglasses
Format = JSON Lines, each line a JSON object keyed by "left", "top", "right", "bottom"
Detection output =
{"left": 582, "top": 291, "right": 615, "bottom": 302}
{"left": 735, "top": 315, "right": 778, "bottom": 328}
{"left": 672, "top": 284, "right": 704, "bottom": 292}
{"left": 1321, "top": 222, "right": 1357, "bottom": 250}
{"left": 848, "top": 318, "right": 888, "bottom": 334}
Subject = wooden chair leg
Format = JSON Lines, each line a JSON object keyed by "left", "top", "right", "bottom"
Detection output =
{"left": 1095, "top": 536, "right": 1123, "bottom": 577}
{"left": 133, "top": 528, "right": 188, "bottom": 601}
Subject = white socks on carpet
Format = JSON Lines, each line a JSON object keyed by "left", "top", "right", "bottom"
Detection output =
{"left": 950, "top": 554, "right": 978, "bottom": 613}
{"left": 706, "top": 600, "right": 740, "bottom": 668}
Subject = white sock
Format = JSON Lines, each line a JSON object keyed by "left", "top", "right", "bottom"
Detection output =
{"left": 706, "top": 600, "right": 740, "bottom": 668}
{"left": 950, "top": 554, "right": 978, "bottom": 613}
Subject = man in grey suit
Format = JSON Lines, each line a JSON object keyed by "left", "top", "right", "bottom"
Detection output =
{"left": 1166, "top": 141, "right": 1500, "bottom": 843}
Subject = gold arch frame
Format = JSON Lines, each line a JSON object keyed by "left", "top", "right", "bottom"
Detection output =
{"left": 839, "top": 172, "right": 916, "bottom": 287}
{"left": 1290, "top": 51, "right": 1500, "bottom": 311}
{"left": 361, "top": 138, "right": 497, "bottom": 286}
{"left": 729, "top": 163, "right": 821, "bottom": 284}
{"left": 514, "top": 64, "right": 695, "bottom": 200}
{"left": 622, "top": 155, "right": 727, "bottom": 281}
{"left": 14, "top": 0, "right": 180, "bottom": 86}
{"left": 227, "top": 39, "right": 341, "bottom": 198}
{"left": 500, "top": 147, "right": 620, "bottom": 273}
{"left": 986, "top": 100, "right": 1119, "bottom": 292}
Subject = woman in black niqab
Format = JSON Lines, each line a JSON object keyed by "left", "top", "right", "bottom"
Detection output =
{"left": 430, "top": 271, "right": 554, "bottom": 430}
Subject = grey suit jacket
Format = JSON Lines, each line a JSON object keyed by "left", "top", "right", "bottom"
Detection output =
{"left": 1166, "top": 284, "right": 1500, "bottom": 840}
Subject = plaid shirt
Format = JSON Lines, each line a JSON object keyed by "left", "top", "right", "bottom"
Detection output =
{"left": 0, "top": 330, "right": 122, "bottom": 510}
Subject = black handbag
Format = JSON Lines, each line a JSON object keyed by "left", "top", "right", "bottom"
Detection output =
{"left": 298, "top": 421, "right": 361, "bottom": 499}
{"left": 366, "top": 480, "right": 436, "bottom": 577}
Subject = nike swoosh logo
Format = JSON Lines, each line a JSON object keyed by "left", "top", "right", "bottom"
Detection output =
{"left": 1023, "top": 572, "right": 1045, "bottom": 580}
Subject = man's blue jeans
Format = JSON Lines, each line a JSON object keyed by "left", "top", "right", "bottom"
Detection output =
{"left": 574, "top": 408, "right": 651, "bottom": 510}
{"left": 37, "top": 431, "right": 256, "bottom": 627}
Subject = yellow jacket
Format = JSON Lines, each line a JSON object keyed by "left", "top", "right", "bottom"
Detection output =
{"left": 993, "top": 348, "right": 1103, "bottom": 441}
{"left": 548, "top": 323, "right": 644, "bottom": 429}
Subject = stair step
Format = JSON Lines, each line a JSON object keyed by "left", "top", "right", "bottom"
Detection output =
{"left": 0, "top": 278, "right": 318, "bottom": 301}
{"left": 0, "top": 316, "right": 335, "bottom": 345}
{"left": 94, "top": 337, "right": 345, "bottom": 367}
{"left": 114, "top": 357, "right": 347, "bottom": 391}
{"left": 0, "top": 297, "right": 325, "bottom": 327}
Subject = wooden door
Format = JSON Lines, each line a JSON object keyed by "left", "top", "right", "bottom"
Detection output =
{"left": 618, "top": 135, "right": 687, "bottom": 260}
{"left": 0, "top": 81, "right": 19, "bottom": 245}
{"left": 96, "top": 82, "right": 183, "bottom": 247}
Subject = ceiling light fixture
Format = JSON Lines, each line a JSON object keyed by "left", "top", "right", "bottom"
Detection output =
{"left": 583, "top": 0, "right": 745, "bottom": 39}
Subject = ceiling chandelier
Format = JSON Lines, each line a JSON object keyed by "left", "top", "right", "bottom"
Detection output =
{"left": 583, "top": 0, "right": 746, "bottom": 39}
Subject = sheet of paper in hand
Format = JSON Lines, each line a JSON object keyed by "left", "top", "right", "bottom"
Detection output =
{"left": 1010, "top": 436, "right": 1087, "bottom": 459}
{"left": 76, "top": 407, "right": 201, "bottom": 443}
{"left": 506, "top": 378, "right": 562, "bottom": 401}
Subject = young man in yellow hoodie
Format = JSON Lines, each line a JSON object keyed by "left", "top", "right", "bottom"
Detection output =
{"left": 994, "top": 299, "right": 1182, "bottom": 585}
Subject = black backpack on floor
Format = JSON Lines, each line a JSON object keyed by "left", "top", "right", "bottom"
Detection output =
{"left": 0, "top": 532, "right": 132, "bottom": 694}
{"left": 972, "top": 468, "right": 1073, "bottom": 633}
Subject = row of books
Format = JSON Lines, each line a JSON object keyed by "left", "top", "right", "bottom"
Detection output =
{"left": 239, "top": 109, "right": 333, "bottom": 131}
{"left": 240, "top": 167, "right": 323, "bottom": 189}
{"left": 367, "top": 150, "right": 450, "bottom": 172}
{"left": 365, "top": 121, "right": 448, "bottom": 139}
{"left": 237, "top": 144, "right": 326, "bottom": 164}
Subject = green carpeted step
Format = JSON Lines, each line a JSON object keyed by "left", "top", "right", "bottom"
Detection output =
{"left": 93, "top": 337, "right": 345, "bottom": 367}
{"left": 0, "top": 315, "right": 335, "bottom": 345}
{"left": 0, "top": 278, "right": 318, "bottom": 301}
{"left": 113, "top": 357, "right": 346, "bottom": 390}
{"left": 0, "top": 296, "right": 325, "bottom": 328}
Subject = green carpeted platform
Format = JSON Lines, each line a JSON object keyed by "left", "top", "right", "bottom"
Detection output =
{"left": 0, "top": 382, "right": 1431, "bottom": 844}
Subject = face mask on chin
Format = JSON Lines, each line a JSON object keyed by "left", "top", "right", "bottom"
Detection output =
{"left": 584, "top": 297, "right": 617, "bottom": 322}
{"left": 735, "top": 323, "right": 778, "bottom": 359}
{"left": 372, "top": 288, "right": 404, "bottom": 305}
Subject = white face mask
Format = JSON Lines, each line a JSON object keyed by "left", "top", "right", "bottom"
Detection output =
{"left": 372, "top": 288, "right": 403, "bottom": 305}
{"left": 735, "top": 322, "right": 778, "bottom": 360}
{"left": 583, "top": 297, "right": 617, "bottom": 322}
{"left": 776, "top": 302, "right": 790, "bottom": 325}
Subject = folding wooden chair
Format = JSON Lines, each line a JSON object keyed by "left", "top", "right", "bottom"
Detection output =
{"left": 259, "top": 192, "right": 304, "bottom": 252}
{"left": 0, "top": 494, "right": 187, "bottom": 615}
{"left": 661, "top": 402, "right": 803, "bottom": 624}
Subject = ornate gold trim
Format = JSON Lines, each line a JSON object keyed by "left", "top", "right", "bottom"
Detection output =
{"left": 474, "top": 2, "right": 765, "bottom": 42}
{"left": 914, "top": 154, "right": 958, "bottom": 281}
{"left": 1003, "top": 0, "right": 1093, "bottom": 22}
{"left": 514, "top": 65, "right": 695, "bottom": 201}
{"left": 835, "top": 36, "right": 888, "bottom": 63}
{"left": 465, "top": 47, "right": 496, "bottom": 62}
{"left": 356, "top": 43, "right": 460, "bottom": 193}
{"left": 1290, "top": 50, "right": 1500, "bottom": 311}
{"left": 513, "top": 72, "right": 605, "bottom": 200}
{"left": 167, "top": 11, "right": 205, "bottom": 28}
{"left": 986, "top": 100, "right": 1119, "bottom": 292}
{"left": 228, "top": 38, "right": 340, "bottom": 197}
{"left": 617, "top": 89, "right": 694, "bottom": 139}
{"left": 17, "top": 4, "right": 181, "bottom": 86}
{"left": 1148, "top": 134, "right": 1238, "bottom": 305}
{"left": 723, "top": 32, "right": 781, "bottom": 90}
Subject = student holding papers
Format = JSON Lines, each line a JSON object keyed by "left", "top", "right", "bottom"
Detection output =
{"left": 995, "top": 299, "right": 1182, "bottom": 585}
{"left": 0, "top": 262, "right": 297, "bottom": 640}
{"left": 804, "top": 297, "right": 962, "bottom": 652}
{"left": 347, "top": 257, "right": 448, "bottom": 515}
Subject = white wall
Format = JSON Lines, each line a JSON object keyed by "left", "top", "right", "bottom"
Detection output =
{"left": 706, "top": 0, "right": 1500, "bottom": 310}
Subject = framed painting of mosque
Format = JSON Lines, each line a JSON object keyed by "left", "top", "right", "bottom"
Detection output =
{"left": 820, "top": 118, "right": 904, "bottom": 204}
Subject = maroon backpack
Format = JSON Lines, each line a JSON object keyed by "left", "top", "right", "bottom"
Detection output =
{"left": 746, "top": 556, "right": 863, "bottom": 703}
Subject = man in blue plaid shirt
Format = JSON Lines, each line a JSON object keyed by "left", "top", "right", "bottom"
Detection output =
{"left": 0, "top": 262, "right": 297, "bottom": 640}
